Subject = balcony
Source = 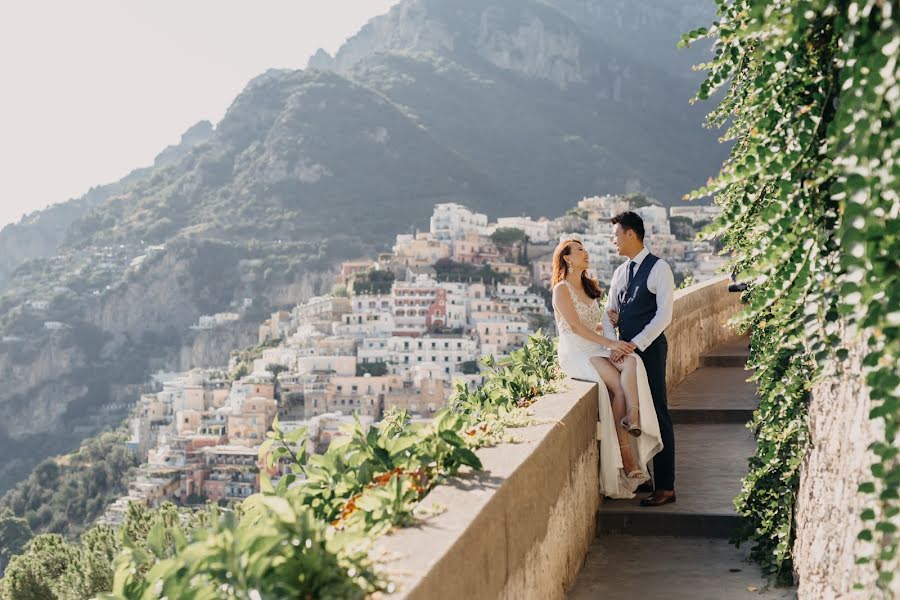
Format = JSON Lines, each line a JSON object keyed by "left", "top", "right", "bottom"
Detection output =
{"left": 371, "top": 275, "right": 771, "bottom": 599}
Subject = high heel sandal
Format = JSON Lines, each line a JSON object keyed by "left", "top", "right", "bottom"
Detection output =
{"left": 619, "top": 406, "right": 642, "bottom": 437}
{"left": 619, "top": 443, "right": 644, "bottom": 479}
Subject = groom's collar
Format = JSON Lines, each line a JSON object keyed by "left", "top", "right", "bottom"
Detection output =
{"left": 629, "top": 247, "right": 650, "bottom": 265}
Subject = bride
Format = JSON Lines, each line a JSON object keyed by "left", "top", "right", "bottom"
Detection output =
{"left": 551, "top": 239, "right": 663, "bottom": 499}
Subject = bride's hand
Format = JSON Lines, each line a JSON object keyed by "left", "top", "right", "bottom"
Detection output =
{"left": 609, "top": 340, "right": 637, "bottom": 355}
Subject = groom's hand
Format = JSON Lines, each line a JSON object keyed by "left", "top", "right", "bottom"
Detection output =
{"left": 607, "top": 309, "right": 619, "bottom": 327}
{"left": 610, "top": 340, "right": 637, "bottom": 359}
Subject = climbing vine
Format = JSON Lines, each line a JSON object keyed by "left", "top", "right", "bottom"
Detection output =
{"left": 682, "top": 0, "right": 898, "bottom": 591}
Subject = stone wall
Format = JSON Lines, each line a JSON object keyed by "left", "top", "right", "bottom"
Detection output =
{"left": 666, "top": 275, "right": 743, "bottom": 390}
{"left": 793, "top": 327, "right": 897, "bottom": 598}
{"left": 376, "top": 380, "right": 600, "bottom": 600}
{"left": 372, "top": 276, "right": 745, "bottom": 599}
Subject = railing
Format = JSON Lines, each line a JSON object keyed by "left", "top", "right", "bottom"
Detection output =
{"left": 374, "top": 275, "right": 742, "bottom": 600}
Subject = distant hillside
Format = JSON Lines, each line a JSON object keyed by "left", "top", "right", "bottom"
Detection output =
{"left": 0, "top": 121, "right": 213, "bottom": 286}
{"left": 0, "top": 0, "right": 725, "bottom": 496}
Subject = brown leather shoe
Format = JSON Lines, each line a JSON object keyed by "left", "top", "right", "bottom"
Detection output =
{"left": 640, "top": 490, "right": 676, "bottom": 507}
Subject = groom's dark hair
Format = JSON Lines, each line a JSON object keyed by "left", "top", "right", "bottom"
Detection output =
{"left": 611, "top": 211, "right": 645, "bottom": 242}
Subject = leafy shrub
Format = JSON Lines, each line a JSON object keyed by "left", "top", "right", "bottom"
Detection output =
{"left": 1, "top": 333, "right": 562, "bottom": 599}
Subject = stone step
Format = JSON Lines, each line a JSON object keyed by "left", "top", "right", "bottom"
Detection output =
{"left": 700, "top": 354, "right": 748, "bottom": 368}
{"left": 669, "top": 366, "right": 758, "bottom": 425}
{"left": 597, "top": 424, "right": 756, "bottom": 539}
{"left": 700, "top": 336, "right": 751, "bottom": 368}
{"left": 568, "top": 536, "right": 796, "bottom": 599}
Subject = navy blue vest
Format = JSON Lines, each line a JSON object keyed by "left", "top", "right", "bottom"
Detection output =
{"left": 618, "top": 254, "right": 662, "bottom": 344}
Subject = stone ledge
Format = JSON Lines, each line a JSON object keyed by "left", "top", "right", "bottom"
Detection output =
{"left": 373, "top": 276, "right": 745, "bottom": 599}
{"left": 375, "top": 379, "right": 600, "bottom": 600}
{"left": 667, "top": 275, "right": 743, "bottom": 390}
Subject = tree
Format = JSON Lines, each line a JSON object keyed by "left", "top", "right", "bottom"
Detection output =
{"left": 460, "top": 360, "right": 480, "bottom": 375}
{"left": 669, "top": 216, "right": 694, "bottom": 241}
{"left": 490, "top": 227, "right": 527, "bottom": 246}
{"left": 352, "top": 270, "right": 395, "bottom": 295}
{"left": 0, "top": 508, "right": 31, "bottom": 575}
{"left": 0, "top": 534, "right": 80, "bottom": 600}
{"left": 357, "top": 362, "right": 389, "bottom": 377}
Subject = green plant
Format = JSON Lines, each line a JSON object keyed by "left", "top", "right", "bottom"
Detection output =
{"left": 1, "top": 333, "right": 563, "bottom": 599}
{"left": 682, "top": 0, "right": 898, "bottom": 589}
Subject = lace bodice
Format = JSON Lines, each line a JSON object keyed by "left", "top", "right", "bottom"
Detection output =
{"left": 554, "top": 281, "right": 603, "bottom": 336}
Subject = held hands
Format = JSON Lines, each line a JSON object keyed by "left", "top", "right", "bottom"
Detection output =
{"left": 609, "top": 340, "right": 637, "bottom": 363}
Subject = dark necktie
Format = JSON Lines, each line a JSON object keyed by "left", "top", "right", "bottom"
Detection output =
{"left": 619, "top": 261, "right": 637, "bottom": 305}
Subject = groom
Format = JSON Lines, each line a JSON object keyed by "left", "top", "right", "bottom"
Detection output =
{"left": 602, "top": 211, "right": 676, "bottom": 507}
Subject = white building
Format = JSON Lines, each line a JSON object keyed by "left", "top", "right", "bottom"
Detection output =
{"left": 635, "top": 205, "right": 671, "bottom": 236}
{"left": 361, "top": 335, "right": 479, "bottom": 376}
{"left": 332, "top": 312, "right": 396, "bottom": 340}
{"left": 495, "top": 284, "right": 550, "bottom": 316}
{"left": 474, "top": 318, "right": 531, "bottom": 359}
{"left": 429, "top": 203, "right": 489, "bottom": 241}
{"left": 491, "top": 216, "right": 553, "bottom": 243}
{"left": 351, "top": 293, "right": 393, "bottom": 314}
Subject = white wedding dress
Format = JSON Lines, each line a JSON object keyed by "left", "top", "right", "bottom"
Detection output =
{"left": 553, "top": 281, "right": 663, "bottom": 499}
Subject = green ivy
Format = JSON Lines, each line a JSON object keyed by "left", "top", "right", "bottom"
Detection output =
{"left": 683, "top": 0, "right": 898, "bottom": 590}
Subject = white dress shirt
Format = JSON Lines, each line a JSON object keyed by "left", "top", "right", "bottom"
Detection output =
{"left": 601, "top": 247, "right": 675, "bottom": 351}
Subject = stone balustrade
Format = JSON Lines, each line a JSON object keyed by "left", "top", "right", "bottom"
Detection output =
{"left": 376, "top": 275, "right": 743, "bottom": 599}
{"left": 666, "top": 274, "right": 744, "bottom": 391}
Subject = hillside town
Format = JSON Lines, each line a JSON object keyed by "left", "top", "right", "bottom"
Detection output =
{"left": 100, "top": 195, "right": 723, "bottom": 524}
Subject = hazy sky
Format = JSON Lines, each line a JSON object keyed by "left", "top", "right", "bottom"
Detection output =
{"left": 0, "top": 1, "right": 400, "bottom": 228}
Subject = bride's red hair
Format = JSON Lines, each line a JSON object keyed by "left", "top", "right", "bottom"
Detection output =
{"left": 550, "top": 239, "right": 603, "bottom": 299}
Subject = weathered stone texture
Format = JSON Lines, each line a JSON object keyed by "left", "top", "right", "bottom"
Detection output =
{"left": 666, "top": 275, "right": 743, "bottom": 390}
{"left": 375, "top": 380, "right": 600, "bottom": 600}
{"left": 794, "top": 328, "right": 897, "bottom": 599}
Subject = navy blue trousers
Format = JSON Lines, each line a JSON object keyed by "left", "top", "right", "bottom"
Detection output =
{"left": 636, "top": 335, "right": 675, "bottom": 490}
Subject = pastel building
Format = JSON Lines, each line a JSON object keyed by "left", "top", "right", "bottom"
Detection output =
{"left": 392, "top": 276, "right": 448, "bottom": 335}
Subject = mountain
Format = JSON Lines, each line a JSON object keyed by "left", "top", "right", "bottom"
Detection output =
{"left": 0, "top": 0, "right": 725, "bottom": 495}
{"left": 308, "top": 0, "right": 724, "bottom": 216}
{"left": 0, "top": 121, "right": 213, "bottom": 287}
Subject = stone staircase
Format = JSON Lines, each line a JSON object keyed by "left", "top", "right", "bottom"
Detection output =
{"left": 568, "top": 337, "right": 797, "bottom": 599}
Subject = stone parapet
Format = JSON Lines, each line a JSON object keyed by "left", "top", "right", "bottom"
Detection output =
{"left": 666, "top": 275, "right": 743, "bottom": 390}
{"left": 376, "top": 380, "right": 600, "bottom": 600}
{"left": 374, "top": 276, "right": 743, "bottom": 599}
